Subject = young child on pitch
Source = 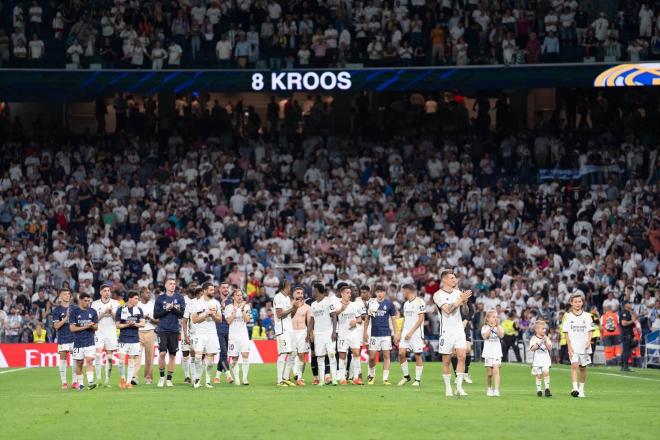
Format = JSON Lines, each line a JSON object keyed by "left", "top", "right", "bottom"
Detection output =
{"left": 562, "top": 293, "right": 594, "bottom": 398}
{"left": 481, "top": 310, "right": 503, "bottom": 397}
{"left": 529, "top": 320, "right": 552, "bottom": 397}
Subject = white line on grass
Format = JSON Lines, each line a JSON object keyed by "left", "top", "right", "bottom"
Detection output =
{"left": 0, "top": 367, "right": 31, "bottom": 375}
{"left": 505, "top": 363, "right": 660, "bottom": 382}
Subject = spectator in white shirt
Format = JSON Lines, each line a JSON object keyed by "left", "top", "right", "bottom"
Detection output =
{"left": 151, "top": 41, "right": 166, "bottom": 69}
{"left": 216, "top": 33, "right": 232, "bottom": 68}
{"left": 168, "top": 40, "right": 183, "bottom": 66}
{"left": 67, "top": 39, "right": 84, "bottom": 67}
{"left": 28, "top": 33, "right": 44, "bottom": 67}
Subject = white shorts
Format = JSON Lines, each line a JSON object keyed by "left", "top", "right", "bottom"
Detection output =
{"left": 193, "top": 333, "right": 220, "bottom": 354}
{"left": 73, "top": 345, "right": 96, "bottom": 360}
{"left": 228, "top": 336, "right": 250, "bottom": 357}
{"left": 291, "top": 330, "right": 310, "bottom": 354}
{"left": 368, "top": 336, "right": 392, "bottom": 352}
{"left": 118, "top": 342, "right": 141, "bottom": 356}
{"left": 58, "top": 342, "right": 74, "bottom": 353}
{"left": 338, "top": 333, "right": 362, "bottom": 353}
{"left": 95, "top": 333, "right": 118, "bottom": 351}
{"left": 484, "top": 357, "right": 502, "bottom": 367}
{"left": 313, "top": 331, "right": 335, "bottom": 357}
{"left": 531, "top": 365, "right": 551, "bottom": 375}
{"left": 437, "top": 329, "right": 467, "bottom": 355}
{"left": 181, "top": 334, "right": 194, "bottom": 352}
{"left": 570, "top": 353, "right": 591, "bottom": 367}
{"left": 276, "top": 332, "right": 293, "bottom": 354}
{"left": 399, "top": 335, "right": 424, "bottom": 354}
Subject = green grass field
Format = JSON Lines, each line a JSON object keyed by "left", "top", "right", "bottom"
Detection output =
{"left": 1, "top": 363, "right": 659, "bottom": 439}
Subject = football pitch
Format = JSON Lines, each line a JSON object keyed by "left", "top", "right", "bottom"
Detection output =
{"left": 1, "top": 363, "right": 659, "bottom": 439}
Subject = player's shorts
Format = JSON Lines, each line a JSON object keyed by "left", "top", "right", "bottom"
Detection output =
{"left": 276, "top": 332, "right": 293, "bottom": 354}
{"left": 313, "top": 331, "right": 335, "bottom": 357}
{"left": 338, "top": 333, "right": 362, "bottom": 353}
{"left": 95, "top": 333, "right": 118, "bottom": 351}
{"left": 368, "top": 336, "right": 392, "bottom": 352}
{"left": 291, "top": 330, "right": 310, "bottom": 354}
{"left": 193, "top": 333, "right": 220, "bottom": 354}
{"left": 399, "top": 335, "right": 424, "bottom": 354}
{"left": 531, "top": 365, "right": 551, "bottom": 375}
{"left": 57, "top": 342, "right": 74, "bottom": 353}
{"left": 570, "top": 353, "right": 591, "bottom": 367}
{"left": 437, "top": 329, "right": 467, "bottom": 355}
{"left": 157, "top": 331, "right": 180, "bottom": 355}
{"left": 484, "top": 357, "right": 502, "bottom": 367}
{"left": 228, "top": 335, "right": 250, "bottom": 357}
{"left": 73, "top": 344, "right": 96, "bottom": 360}
{"left": 118, "top": 342, "right": 141, "bottom": 356}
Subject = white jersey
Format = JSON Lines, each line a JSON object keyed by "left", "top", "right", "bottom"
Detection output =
{"left": 224, "top": 302, "right": 251, "bottom": 339}
{"left": 433, "top": 289, "right": 463, "bottom": 333}
{"left": 337, "top": 301, "right": 361, "bottom": 337}
{"left": 530, "top": 335, "right": 552, "bottom": 367}
{"left": 402, "top": 297, "right": 426, "bottom": 338}
{"left": 562, "top": 311, "right": 594, "bottom": 354}
{"left": 353, "top": 298, "right": 368, "bottom": 333}
{"left": 311, "top": 297, "right": 335, "bottom": 333}
{"left": 193, "top": 297, "right": 221, "bottom": 335}
{"left": 92, "top": 298, "right": 120, "bottom": 335}
{"left": 183, "top": 297, "right": 198, "bottom": 336}
{"left": 273, "top": 292, "right": 293, "bottom": 335}
{"left": 480, "top": 325, "right": 503, "bottom": 358}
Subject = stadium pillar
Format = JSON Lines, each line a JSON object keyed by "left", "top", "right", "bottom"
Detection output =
{"left": 330, "top": 93, "right": 353, "bottom": 133}
{"left": 158, "top": 91, "right": 176, "bottom": 151}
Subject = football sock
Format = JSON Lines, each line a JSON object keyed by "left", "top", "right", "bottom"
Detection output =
{"left": 167, "top": 371, "right": 173, "bottom": 381}
{"left": 329, "top": 355, "right": 337, "bottom": 380}
{"left": 544, "top": 377, "right": 550, "bottom": 389}
{"left": 353, "top": 358, "right": 361, "bottom": 379}
{"left": 338, "top": 358, "right": 346, "bottom": 380}
{"left": 383, "top": 369, "right": 389, "bottom": 381}
{"left": 578, "top": 382, "right": 584, "bottom": 392}
{"left": 242, "top": 358, "right": 250, "bottom": 382}
{"left": 86, "top": 371, "right": 94, "bottom": 385}
{"left": 205, "top": 358, "right": 214, "bottom": 383}
{"left": 415, "top": 365, "right": 423, "bottom": 381}
{"left": 536, "top": 378, "right": 542, "bottom": 392}
{"left": 105, "top": 358, "right": 112, "bottom": 381}
{"left": 276, "top": 354, "right": 286, "bottom": 383}
{"left": 572, "top": 381, "right": 578, "bottom": 390}
{"left": 456, "top": 373, "right": 464, "bottom": 389}
{"left": 127, "top": 359, "right": 135, "bottom": 382}
{"left": 182, "top": 356, "right": 190, "bottom": 378}
{"left": 368, "top": 366, "right": 375, "bottom": 377}
{"left": 443, "top": 374, "right": 452, "bottom": 390}
{"left": 159, "top": 368, "right": 165, "bottom": 378}
{"left": 318, "top": 357, "right": 326, "bottom": 381}
{"left": 94, "top": 354, "right": 103, "bottom": 380}
{"left": 401, "top": 361, "right": 409, "bottom": 377}
{"left": 284, "top": 354, "right": 295, "bottom": 380}
{"left": 59, "top": 358, "right": 67, "bottom": 383}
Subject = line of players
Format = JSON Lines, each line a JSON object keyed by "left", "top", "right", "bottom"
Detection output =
{"left": 52, "top": 271, "right": 595, "bottom": 397}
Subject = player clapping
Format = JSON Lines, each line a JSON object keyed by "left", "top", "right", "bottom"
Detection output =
{"left": 530, "top": 320, "right": 552, "bottom": 397}
{"left": 115, "top": 291, "right": 145, "bottom": 389}
{"left": 433, "top": 270, "right": 471, "bottom": 396}
{"left": 224, "top": 288, "right": 252, "bottom": 386}
{"left": 91, "top": 284, "right": 120, "bottom": 387}
{"left": 336, "top": 286, "right": 363, "bottom": 385}
{"left": 309, "top": 283, "right": 339, "bottom": 386}
{"left": 192, "top": 282, "right": 223, "bottom": 389}
{"left": 52, "top": 288, "right": 76, "bottom": 389}
{"left": 481, "top": 310, "right": 503, "bottom": 397}
{"left": 363, "top": 285, "right": 398, "bottom": 385}
{"left": 70, "top": 293, "right": 99, "bottom": 390}
{"left": 396, "top": 284, "right": 425, "bottom": 387}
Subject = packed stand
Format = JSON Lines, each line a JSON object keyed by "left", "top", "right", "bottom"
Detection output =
{"left": 0, "top": 88, "right": 658, "bottom": 367}
{"left": 0, "top": 0, "right": 659, "bottom": 69}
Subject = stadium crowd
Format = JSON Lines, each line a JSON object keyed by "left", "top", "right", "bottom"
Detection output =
{"left": 0, "top": 0, "right": 659, "bottom": 69}
{"left": 0, "top": 87, "right": 658, "bottom": 368}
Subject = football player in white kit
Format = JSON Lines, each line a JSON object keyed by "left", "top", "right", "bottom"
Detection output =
{"left": 92, "top": 284, "right": 120, "bottom": 387}
{"left": 396, "top": 284, "right": 426, "bottom": 387}
{"left": 181, "top": 284, "right": 200, "bottom": 384}
{"left": 433, "top": 270, "right": 472, "bottom": 396}
{"left": 562, "top": 293, "right": 594, "bottom": 398}
{"left": 225, "top": 288, "right": 252, "bottom": 386}
{"left": 480, "top": 310, "right": 503, "bottom": 397}
{"left": 191, "top": 282, "right": 222, "bottom": 389}
{"left": 274, "top": 281, "right": 297, "bottom": 387}
{"left": 290, "top": 287, "right": 311, "bottom": 386}
{"left": 309, "top": 283, "right": 339, "bottom": 386}
{"left": 336, "top": 286, "right": 363, "bottom": 385}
